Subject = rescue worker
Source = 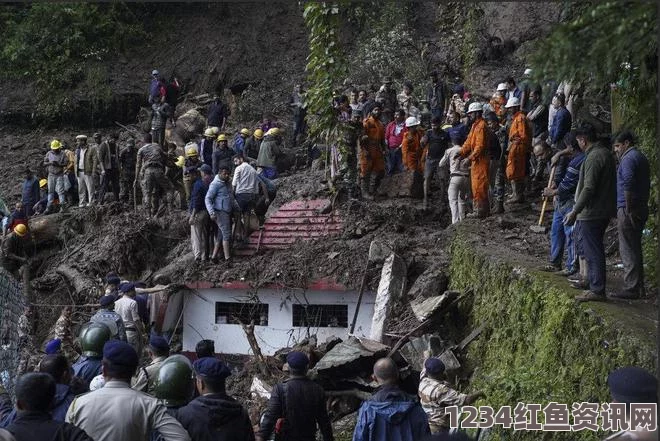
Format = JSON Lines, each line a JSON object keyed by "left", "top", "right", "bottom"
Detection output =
{"left": 151, "top": 102, "right": 170, "bottom": 147}
{"left": 485, "top": 112, "right": 508, "bottom": 214}
{"left": 90, "top": 295, "right": 127, "bottom": 341}
{"left": 66, "top": 340, "right": 191, "bottom": 441}
{"left": 244, "top": 129, "right": 263, "bottom": 162}
{"left": 256, "top": 128, "right": 283, "bottom": 179}
{"left": 505, "top": 96, "right": 531, "bottom": 204}
{"left": 132, "top": 335, "right": 170, "bottom": 394}
{"left": 212, "top": 134, "right": 234, "bottom": 176}
{"left": 427, "top": 70, "right": 448, "bottom": 120}
{"left": 418, "top": 357, "right": 484, "bottom": 433}
{"left": 4, "top": 373, "right": 93, "bottom": 441}
{"left": 421, "top": 116, "right": 451, "bottom": 210}
{"left": 183, "top": 143, "right": 202, "bottom": 202}
{"left": 114, "top": 282, "right": 145, "bottom": 356}
{"left": 440, "top": 133, "right": 471, "bottom": 224}
{"left": 402, "top": 116, "right": 423, "bottom": 174}
{"left": 360, "top": 105, "right": 386, "bottom": 200}
{"left": 165, "top": 146, "right": 185, "bottom": 211}
{"left": 74, "top": 134, "right": 93, "bottom": 207}
{"left": 290, "top": 84, "right": 307, "bottom": 147}
{"left": 258, "top": 351, "right": 332, "bottom": 441}
{"left": 205, "top": 166, "right": 234, "bottom": 264}
{"left": 190, "top": 165, "right": 212, "bottom": 262}
{"left": 118, "top": 138, "right": 137, "bottom": 204}
{"left": 21, "top": 168, "right": 40, "bottom": 217}
{"left": 353, "top": 357, "right": 429, "bottom": 441}
{"left": 454, "top": 102, "right": 491, "bottom": 218}
{"left": 445, "top": 111, "right": 469, "bottom": 146}
{"left": 340, "top": 110, "right": 363, "bottom": 197}
{"left": 71, "top": 322, "right": 112, "bottom": 389}
{"left": 255, "top": 174, "right": 276, "bottom": 227}
{"left": 98, "top": 132, "right": 121, "bottom": 204}
{"left": 43, "top": 139, "right": 69, "bottom": 214}
{"left": 1, "top": 225, "right": 30, "bottom": 277}
{"left": 63, "top": 140, "right": 77, "bottom": 206}
{"left": 233, "top": 153, "right": 262, "bottom": 245}
{"left": 53, "top": 306, "right": 77, "bottom": 363}
{"left": 375, "top": 77, "right": 397, "bottom": 124}
{"left": 234, "top": 128, "right": 250, "bottom": 155}
{"left": 152, "top": 355, "right": 195, "bottom": 441}
{"left": 135, "top": 133, "right": 167, "bottom": 217}
{"left": 199, "top": 128, "right": 216, "bottom": 167}
{"left": 489, "top": 83, "right": 507, "bottom": 122}
{"left": 177, "top": 357, "right": 254, "bottom": 441}
{"left": 32, "top": 179, "right": 50, "bottom": 215}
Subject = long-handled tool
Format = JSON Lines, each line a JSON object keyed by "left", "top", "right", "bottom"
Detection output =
{"left": 530, "top": 165, "right": 556, "bottom": 233}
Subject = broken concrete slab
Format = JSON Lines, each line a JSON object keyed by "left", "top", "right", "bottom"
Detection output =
{"left": 407, "top": 264, "right": 449, "bottom": 300}
{"left": 410, "top": 290, "right": 460, "bottom": 322}
{"left": 399, "top": 334, "right": 451, "bottom": 371}
{"left": 311, "top": 336, "right": 389, "bottom": 379}
{"left": 370, "top": 253, "right": 407, "bottom": 342}
{"left": 368, "top": 240, "right": 394, "bottom": 264}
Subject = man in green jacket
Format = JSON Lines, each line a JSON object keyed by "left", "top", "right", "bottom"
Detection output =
{"left": 564, "top": 124, "right": 616, "bottom": 302}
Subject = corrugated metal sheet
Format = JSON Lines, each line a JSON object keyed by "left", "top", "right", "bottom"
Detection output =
{"left": 235, "top": 199, "right": 342, "bottom": 256}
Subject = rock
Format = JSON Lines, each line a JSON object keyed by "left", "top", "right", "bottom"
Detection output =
{"left": 370, "top": 253, "right": 407, "bottom": 342}
{"left": 172, "top": 108, "right": 206, "bottom": 145}
{"left": 410, "top": 290, "right": 459, "bottom": 322}
{"left": 407, "top": 264, "right": 449, "bottom": 300}
{"left": 378, "top": 170, "right": 423, "bottom": 199}
{"left": 368, "top": 240, "right": 393, "bottom": 263}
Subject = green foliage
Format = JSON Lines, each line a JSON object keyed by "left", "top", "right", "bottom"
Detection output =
{"left": 449, "top": 236, "right": 656, "bottom": 440}
{"left": 0, "top": 3, "right": 146, "bottom": 119}
{"left": 303, "top": 2, "right": 347, "bottom": 144}
{"left": 529, "top": 0, "right": 658, "bottom": 287}
{"left": 460, "top": 6, "right": 485, "bottom": 79}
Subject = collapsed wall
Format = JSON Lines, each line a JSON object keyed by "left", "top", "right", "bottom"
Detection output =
{"left": 448, "top": 229, "right": 656, "bottom": 440}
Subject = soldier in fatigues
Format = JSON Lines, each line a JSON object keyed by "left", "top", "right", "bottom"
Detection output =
{"left": 119, "top": 138, "right": 138, "bottom": 204}
{"left": 16, "top": 305, "right": 39, "bottom": 375}
{"left": 418, "top": 357, "right": 484, "bottom": 433}
{"left": 53, "top": 306, "right": 78, "bottom": 364}
{"left": 135, "top": 133, "right": 167, "bottom": 217}
{"left": 131, "top": 335, "right": 170, "bottom": 394}
{"left": 340, "top": 110, "right": 363, "bottom": 198}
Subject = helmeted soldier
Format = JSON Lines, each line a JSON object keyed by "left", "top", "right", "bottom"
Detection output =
{"left": 131, "top": 335, "right": 170, "bottom": 394}
{"left": 151, "top": 355, "right": 195, "bottom": 441}
{"left": 71, "top": 322, "right": 111, "bottom": 390}
{"left": 89, "top": 295, "right": 127, "bottom": 341}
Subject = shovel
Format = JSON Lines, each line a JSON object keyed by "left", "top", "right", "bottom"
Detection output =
{"left": 530, "top": 165, "right": 556, "bottom": 233}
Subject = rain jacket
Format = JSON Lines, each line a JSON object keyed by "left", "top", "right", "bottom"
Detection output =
{"left": 353, "top": 385, "right": 429, "bottom": 441}
{"left": 176, "top": 393, "right": 254, "bottom": 441}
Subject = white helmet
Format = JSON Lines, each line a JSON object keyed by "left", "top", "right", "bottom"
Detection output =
{"left": 89, "top": 374, "right": 106, "bottom": 391}
{"left": 467, "top": 102, "right": 483, "bottom": 114}
{"left": 496, "top": 82, "right": 508, "bottom": 92}
{"left": 505, "top": 96, "right": 521, "bottom": 108}
{"left": 405, "top": 116, "right": 420, "bottom": 127}
{"left": 524, "top": 68, "right": 533, "bottom": 76}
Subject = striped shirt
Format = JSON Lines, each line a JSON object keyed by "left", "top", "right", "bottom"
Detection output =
{"left": 557, "top": 151, "right": 585, "bottom": 204}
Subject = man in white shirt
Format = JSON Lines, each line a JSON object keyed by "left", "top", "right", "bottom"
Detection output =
{"left": 113, "top": 283, "right": 144, "bottom": 357}
{"left": 439, "top": 133, "right": 471, "bottom": 224}
{"left": 232, "top": 154, "right": 266, "bottom": 245}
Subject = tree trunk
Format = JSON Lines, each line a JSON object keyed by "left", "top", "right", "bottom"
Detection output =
{"left": 55, "top": 264, "right": 98, "bottom": 302}
{"left": 239, "top": 320, "right": 270, "bottom": 377}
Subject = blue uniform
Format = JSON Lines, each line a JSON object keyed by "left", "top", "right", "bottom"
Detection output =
{"left": 72, "top": 356, "right": 103, "bottom": 387}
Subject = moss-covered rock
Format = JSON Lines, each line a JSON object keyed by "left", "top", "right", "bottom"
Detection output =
{"left": 448, "top": 232, "right": 656, "bottom": 440}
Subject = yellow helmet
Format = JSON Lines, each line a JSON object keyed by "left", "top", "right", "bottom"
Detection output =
{"left": 216, "top": 134, "right": 228, "bottom": 142}
{"left": 254, "top": 129, "right": 264, "bottom": 140}
{"left": 240, "top": 128, "right": 250, "bottom": 136}
{"left": 210, "top": 127, "right": 220, "bottom": 136}
{"left": 204, "top": 128, "right": 215, "bottom": 137}
{"left": 175, "top": 155, "right": 185, "bottom": 168}
{"left": 39, "top": 179, "right": 48, "bottom": 188}
{"left": 266, "top": 127, "right": 281, "bottom": 137}
{"left": 50, "top": 139, "right": 62, "bottom": 150}
{"left": 14, "top": 224, "right": 27, "bottom": 237}
{"left": 185, "top": 147, "right": 198, "bottom": 158}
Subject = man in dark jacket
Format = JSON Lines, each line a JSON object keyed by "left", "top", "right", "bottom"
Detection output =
{"left": 207, "top": 97, "right": 229, "bottom": 131}
{"left": 176, "top": 357, "right": 254, "bottom": 441}
{"left": 98, "top": 132, "right": 121, "bottom": 204}
{"left": 21, "top": 168, "right": 40, "bottom": 217}
{"left": 353, "top": 358, "right": 430, "bottom": 441}
{"left": 548, "top": 93, "right": 572, "bottom": 149}
{"left": 564, "top": 124, "right": 616, "bottom": 302}
{"left": 258, "top": 351, "right": 333, "bottom": 441}
{"left": 5, "top": 373, "right": 92, "bottom": 441}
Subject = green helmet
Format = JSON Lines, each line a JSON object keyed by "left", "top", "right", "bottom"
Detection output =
{"left": 79, "top": 322, "right": 112, "bottom": 358}
{"left": 154, "top": 355, "right": 194, "bottom": 407}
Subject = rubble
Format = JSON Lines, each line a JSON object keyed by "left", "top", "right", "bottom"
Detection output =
{"left": 370, "top": 253, "right": 407, "bottom": 342}
{"left": 410, "top": 290, "right": 460, "bottom": 322}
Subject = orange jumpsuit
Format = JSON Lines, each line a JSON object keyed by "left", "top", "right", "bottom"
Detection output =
{"left": 459, "top": 118, "right": 490, "bottom": 204}
{"left": 360, "top": 116, "right": 385, "bottom": 177}
{"left": 401, "top": 129, "right": 423, "bottom": 173}
{"left": 489, "top": 95, "right": 506, "bottom": 122}
{"left": 506, "top": 111, "right": 532, "bottom": 181}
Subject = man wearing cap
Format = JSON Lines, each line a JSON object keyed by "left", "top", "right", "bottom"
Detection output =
{"left": 135, "top": 132, "right": 168, "bottom": 217}
{"left": 21, "top": 168, "right": 40, "bottom": 217}
{"left": 67, "top": 341, "right": 190, "bottom": 441}
{"left": 256, "top": 128, "right": 283, "bottom": 179}
{"left": 353, "top": 357, "right": 428, "bottom": 441}
{"left": 43, "top": 139, "right": 69, "bottom": 214}
{"left": 176, "top": 357, "right": 253, "bottom": 441}
{"left": 119, "top": 137, "right": 138, "bottom": 204}
{"left": 402, "top": 116, "right": 423, "bottom": 175}
{"left": 258, "top": 351, "right": 333, "bottom": 441}
{"left": 131, "top": 335, "right": 169, "bottom": 394}
{"left": 454, "top": 102, "right": 491, "bottom": 218}
{"left": 213, "top": 134, "right": 234, "bottom": 176}
{"left": 418, "top": 357, "right": 484, "bottom": 433}
{"left": 489, "top": 83, "right": 508, "bottom": 122}
{"left": 75, "top": 134, "right": 96, "bottom": 207}
{"left": 244, "top": 129, "right": 264, "bottom": 163}
{"left": 149, "top": 69, "right": 165, "bottom": 105}
{"left": 0, "top": 225, "right": 31, "bottom": 277}
{"left": 603, "top": 366, "right": 657, "bottom": 440}
{"left": 44, "top": 339, "right": 61, "bottom": 355}
{"left": 114, "top": 283, "right": 145, "bottom": 355}
{"left": 505, "top": 96, "right": 531, "bottom": 204}
{"left": 90, "top": 295, "right": 127, "bottom": 341}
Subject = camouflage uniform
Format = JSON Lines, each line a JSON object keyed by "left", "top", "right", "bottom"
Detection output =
{"left": 54, "top": 312, "right": 78, "bottom": 364}
{"left": 418, "top": 374, "right": 468, "bottom": 433}
{"left": 16, "top": 313, "right": 37, "bottom": 375}
{"left": 137, "top": 142, "right": 168, "bottom": 216}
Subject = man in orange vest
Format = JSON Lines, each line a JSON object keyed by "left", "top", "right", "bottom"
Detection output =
{"left": 401, "top": 117, "right": 423, "bottom": 174}
{"left": 454, "top": 102, "right": 490, "bottom": 218}
{"left": 360, "top": 105, "right": 386, "bottom": 200}
{"left": 505, "top": 96, "right": 532, "bottom": 203}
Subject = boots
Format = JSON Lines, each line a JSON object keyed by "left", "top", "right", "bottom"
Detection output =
{"left": 370, "top": 173, "right": 383, "bottom": 200}
{"left": 361, "top": 178, "right": 373, "bottom": 201}
{"left": 492, "top": 199, "right": 505, "bottom": 214}
{"left": 507, "top": 181, "right": 525, "bottom": 203}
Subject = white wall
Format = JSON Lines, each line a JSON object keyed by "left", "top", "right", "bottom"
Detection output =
{"left": 183, "top": 288, "right": 376, "bottom": 355}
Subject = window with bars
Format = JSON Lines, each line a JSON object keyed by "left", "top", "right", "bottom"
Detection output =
{"left": 292, "top": 304, "right": 348, "bottom": 328}
{"left": 215, "top": 302, "right": 269, "bottom": 326}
